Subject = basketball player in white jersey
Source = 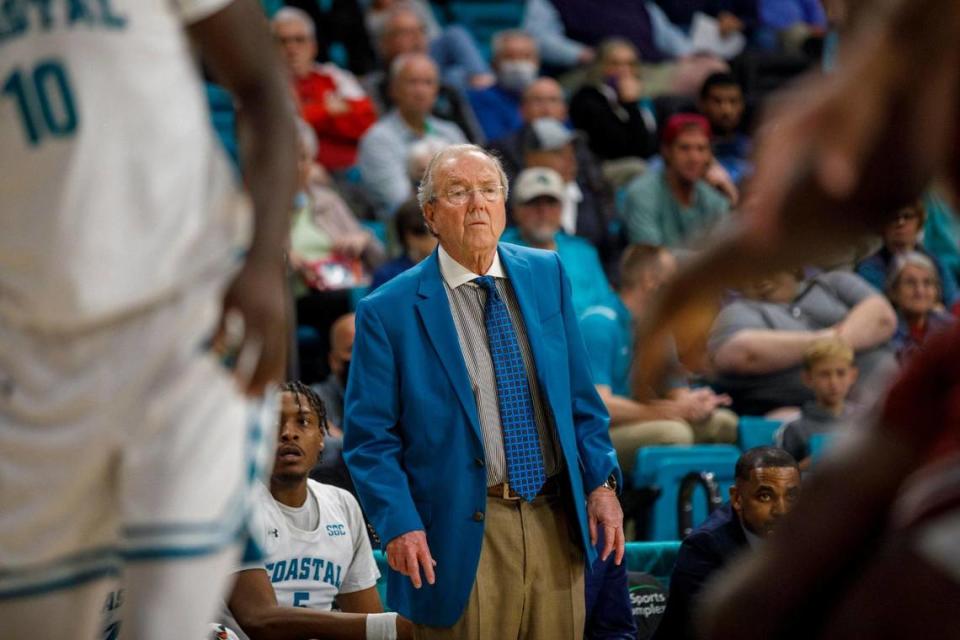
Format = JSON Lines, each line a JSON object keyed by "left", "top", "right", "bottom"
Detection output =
{"left": 222, "top": 382, "right": 412, "bottom": 640}
{"left": 0, "top": 0, "right": 297, "bottom": 635}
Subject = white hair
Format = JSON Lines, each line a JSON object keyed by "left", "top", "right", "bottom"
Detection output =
{"left": 388, "top": 52, "right": 435, "bottom": 84}
{"left": 491, "top": 29, "right": 537, "bottom": 60}
{"left": 417, "top": 144, "right": 510, "bottom": 210}
{"left": 272, "top": 7, "right": 315, "bottom": 38}
{"left": 887, "top": 251, "right": 940, "bottom": 293}
{"left": 406, "top": 138, "right": 450, "bottom": 182}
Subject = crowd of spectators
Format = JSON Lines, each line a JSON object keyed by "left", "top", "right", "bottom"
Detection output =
{"left": 247, "top": 0, "right": 960, "bottom": 492}
{"left": 203, "top": 0, "right": 960, "bottom": 636}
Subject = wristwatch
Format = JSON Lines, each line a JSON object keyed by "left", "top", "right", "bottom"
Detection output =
{"left": 600, "top": 474, "right": 618, "bottom": 492}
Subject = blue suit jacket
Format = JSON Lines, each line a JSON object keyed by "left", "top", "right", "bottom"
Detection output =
{"left": 652, "top": 504, "right": 748, "bottom": 640}
{"left": 343, "top": 243, "right": 622, "bottom": 627}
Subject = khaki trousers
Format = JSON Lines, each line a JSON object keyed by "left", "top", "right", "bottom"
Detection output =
{"left": 414, "top": 493, "right": 585, "bottom": 640}
{"left": 610, "top": 408, "right": 739, "bottom": 475}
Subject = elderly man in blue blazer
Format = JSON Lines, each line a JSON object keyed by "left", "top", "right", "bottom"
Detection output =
{"left": 344, "top": 144, "right": 624, "bottom": 638}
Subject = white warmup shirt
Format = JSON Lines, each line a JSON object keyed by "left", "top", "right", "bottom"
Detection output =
{"left": 249, "top": 479, "right": 380, "bottom": 610}
{"left": 0, "top": 0, "right": 251, "bottom": 334}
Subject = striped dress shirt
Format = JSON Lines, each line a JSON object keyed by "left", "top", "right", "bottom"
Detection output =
{"left": 438, "top": 246, "right": 562, "bottom": 486}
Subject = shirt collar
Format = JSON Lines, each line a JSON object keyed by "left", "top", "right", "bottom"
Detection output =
{"left": 740, "top": 518, "right": 764, "bottom": 550}
{"left": 438, "top": 244, "right": 506, "bottom": 289}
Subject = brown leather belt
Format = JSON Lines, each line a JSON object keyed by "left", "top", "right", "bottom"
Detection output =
{"left": 487, "top": 477, "right": 560, "bottom": 500}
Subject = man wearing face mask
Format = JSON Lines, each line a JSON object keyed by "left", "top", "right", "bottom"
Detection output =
{"left": 310, "top": 313, "right": 357, "bottom": 495}
{"left": 467, "top": 31, "right": 541, "bottom": 143}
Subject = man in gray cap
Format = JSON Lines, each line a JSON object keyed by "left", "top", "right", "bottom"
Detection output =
{"left": 519, "top": 118, "right": 617, "bottom": 268}
{"left": 502, "top": 167, "right": 615, "bottom": 315}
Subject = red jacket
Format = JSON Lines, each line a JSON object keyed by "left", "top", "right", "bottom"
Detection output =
{"left": 296, "top": 65, "right": 377, "bottom": 171}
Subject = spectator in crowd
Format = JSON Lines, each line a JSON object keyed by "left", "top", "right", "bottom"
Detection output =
{"left": 289, "top": 123, "right": 383, "bottom": 383}
{"left": 487, "top": 77, "right": 575, "bottom": 178}
{"left": 569, "top": 38, "right": 658, "bottom": 162}
{"left": 361, "top": 4, "right": 486, "bottom": 142}
{"left": 223, "top": 382, "right": 412, "bottom": 640}
{"left": 501, "top": 168, "right": 615, "bottom": 314}
{"left": 620, "top": 114, "right": 730, "bottom": 248}
{"left": 289, "top": 123, "right": 385, "bottom": 290}
{"left": 652, "top": 447, "right": 800, "bottom": 640}
{"left": 886, "top": 252, "right": 957, "bottom": 363}
{"left": 708, "top": 268, "right": 897, "bottom": 416}
{"left": 357, "top": 53, "right": 467, "bottom": 219}
{"left": 283, "top": 0, "right": 377, "bottom": 75}
{"left": 652, "top": 0, "right": 758, "bottom": 38}
{"left": 406, "top": 137, "right": 451, "bottom": 192}
{"left": 313, "top": 314, "right": 353, "bottom": 435}
{"left": 521, "top": 118, "right": 617, "bottom": 265}
{"left": 365, "top": 1, "right": 493, "bottom": 91}
{"left": 580, "top": 245, "right": 738, "bottom": 475}
{"left": 856, "top": 200, "right": 959, "bottom": 308}
{"left": 523, "top": 0, "right": 727, "bottom": 95}
{"left": 776, "top": 338, "right": 858, "bottom": 467}
{"left": 344, "top": 145, "right": 624, "bottom": 637}
{"left": 310, "top": 314, "right": 357, "bottom": 494}
{"left": 698, "top": 72, "right": 752, "bottom": 186}
{"left": 627, "top": 1, "right": 960, "bottom": 636}
{"left": 272, "top": 8, "right": 377, "bottom": 173}
{"left": 467, "top": 30, "right": 540, "bottom": 143}
{"left": 370, "top": 199, "right": 438, "bottom": 290}
{"left": 758, "top": 0, "right": 827, "bottom": 54}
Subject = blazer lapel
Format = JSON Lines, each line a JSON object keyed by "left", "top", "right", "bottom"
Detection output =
{"left": 414, "top": 252, "right": 483, "bottom": 442}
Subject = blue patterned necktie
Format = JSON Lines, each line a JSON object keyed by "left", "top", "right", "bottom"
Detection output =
{"left": 473, "top": 276, "right": 546, "bottom": 501}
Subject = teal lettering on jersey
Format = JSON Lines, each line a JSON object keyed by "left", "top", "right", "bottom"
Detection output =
{"left": 95, "top": 0, "right": 124, "bottom": 27}
{"left": 0, "top": 0, "right": 127, "bottom": 47}
{"left": 29, "top": 0, "right": 55, "bottom": 29}
{"left": 67, "top": 0, "right": 93, "bottom": 26}
{"left": 265, "top": 556, "right": 345, "bottom": 587}
{"left": 284, "top": 558, "right": 300, "bottom": 581}
{"left": 0, "top": 0, "right": 28, "bottom": 41}
{"left": 270, "top": 560, "right": 286, "bottom": 582}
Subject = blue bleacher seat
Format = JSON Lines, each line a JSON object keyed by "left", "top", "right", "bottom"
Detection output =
{"left": 737, "top": 416, "right": 783, "bottom": 451}
{"left": 441, "top": 1, "right": 526, "bottom": 61}
{"left": 809, "top": 432, "right": 836, "bottom": 463}
{"left": 373, "top": 550, "right": 390, "bottom": 609}
{"left": 633, "top": 445, "right": 742, "bottom": 541}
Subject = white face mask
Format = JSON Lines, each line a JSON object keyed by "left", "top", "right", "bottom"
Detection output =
{"left": 497, "top": 60, "right": 538, "bottom": 93}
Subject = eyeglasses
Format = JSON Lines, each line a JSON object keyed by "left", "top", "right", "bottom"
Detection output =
{"left": 275, "top": 35, "right": 310, "bottom": 45}
{"left": 439, "top": 185, "right": 504, "bottom": 206}
{"left": 892, "top": 211, "right": 920, "bottom": 223}
{"left": 899, "top": 277, "right": 938, "bottom": 289}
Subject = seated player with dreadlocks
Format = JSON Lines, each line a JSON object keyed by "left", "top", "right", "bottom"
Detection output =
{"left": 221, "top": 381, "right": 412, "bottom": 640}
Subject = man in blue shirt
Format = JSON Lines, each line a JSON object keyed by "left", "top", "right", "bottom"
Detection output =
{"left": 501, "top": 167, "right": 615, "bottom": 316}
{"left": 698, "top": 72, "right": 752, "bottom": 186}
{"left": 467, "top": 31, "right": 539, "bottom": 143}
{"left": 580, "top": 245, "right": 737, "bottom": 475}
